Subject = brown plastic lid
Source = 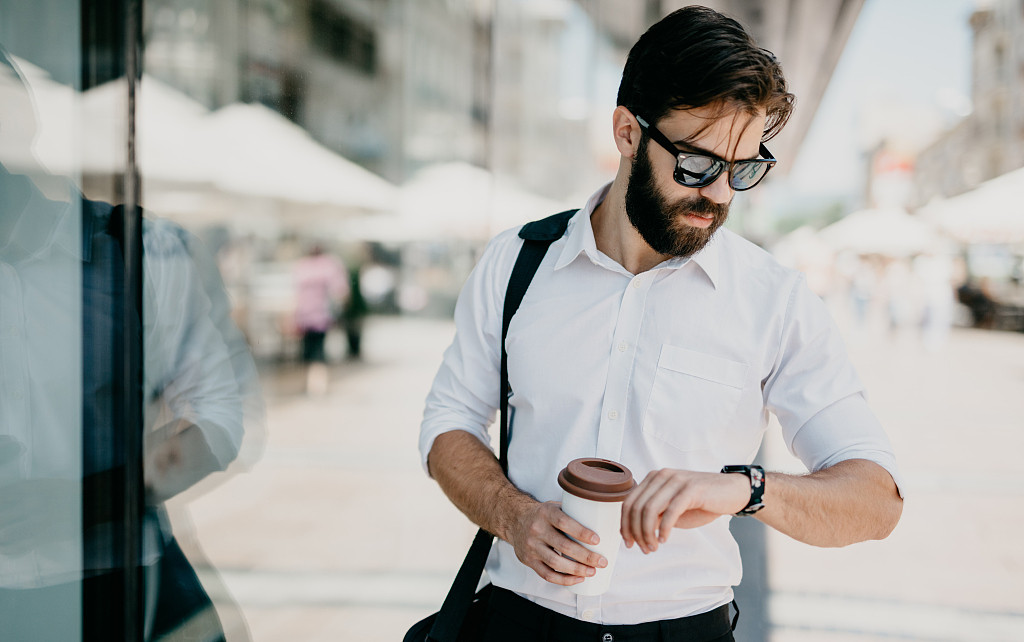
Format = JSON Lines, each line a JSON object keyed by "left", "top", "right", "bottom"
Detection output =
{"left": 557, "top": 458, "right": 636, "bottom": 502}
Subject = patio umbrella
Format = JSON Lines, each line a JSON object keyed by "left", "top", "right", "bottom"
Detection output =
{"left": 818, "top": 207, "right": 945, "bottom": 256}
{"left": 918, "top": 167, "right": 1024, "bottom": 244}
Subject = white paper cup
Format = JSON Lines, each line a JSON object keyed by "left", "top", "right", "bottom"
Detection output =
{"left": 557, "top": 458, "right": 636, "bottom": 596}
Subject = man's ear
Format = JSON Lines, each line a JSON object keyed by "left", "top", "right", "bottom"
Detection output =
{"left": 611, "top": 106, "right": 642, "bottom": 159}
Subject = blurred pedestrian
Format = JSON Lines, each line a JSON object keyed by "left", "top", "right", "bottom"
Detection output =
{"left": 419, "top": 7, "right": 902, "bottom": 641}
{"left": 342, "top": 264, "right": 368, "bottom": 359}
{"left": 914, "top": 253, "right": 955, "bottom": 350}
{"left": 293, "top": 244, "right": 348, "bottom": 394}
{"left": 882, "top": 257, "right": 915, "bottom": 335}
{"left": 849, "top": 256, "right": 877, "bottom": 327}
{"left": 956, "top": 277, "right": 997, "bottom": 329}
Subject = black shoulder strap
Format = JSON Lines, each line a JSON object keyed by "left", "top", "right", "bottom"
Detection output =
{"left": 426, "top": 209, "right": 576, "bottom": 642}
{"left": 499, "top": 208, "right": 576, "bottom": 470}
{"left": 107, "top": 203, "right": 125, "bottom": 248}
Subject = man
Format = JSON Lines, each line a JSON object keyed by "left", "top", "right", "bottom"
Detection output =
{"left": 0, "top": 48, "right": 261, "bottom": 640}
{"left": 420, "top": 6, "right": 903, "bottom": 640}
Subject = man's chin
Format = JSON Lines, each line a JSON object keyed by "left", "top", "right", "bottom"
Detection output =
{"left": 665, "top": 221, "right": 720, "bottom": 257}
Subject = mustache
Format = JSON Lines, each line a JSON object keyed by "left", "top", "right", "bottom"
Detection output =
{"left": 671, "top": 196, "right": 729, "bottom": 219}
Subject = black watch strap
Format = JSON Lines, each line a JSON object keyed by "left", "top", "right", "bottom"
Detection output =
{"left": 721, "top": 465, "right": 765, "bottom": 516}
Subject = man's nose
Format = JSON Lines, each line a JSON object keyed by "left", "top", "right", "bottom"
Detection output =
{"left": 697, "top": 172, "right": 733, "bottom": 205}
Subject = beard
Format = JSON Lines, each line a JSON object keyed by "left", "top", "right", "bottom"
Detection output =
{"left": 624, "top": 137, "right": 730, "bottom": 258}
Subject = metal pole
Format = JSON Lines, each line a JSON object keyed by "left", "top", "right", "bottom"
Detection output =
{"left": 121, "top": 0, "right": 144, "bottom": 639}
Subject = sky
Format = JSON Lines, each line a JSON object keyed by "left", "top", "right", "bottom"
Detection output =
{"left": 779, "top": 0, "right": 978, "bottom": 210}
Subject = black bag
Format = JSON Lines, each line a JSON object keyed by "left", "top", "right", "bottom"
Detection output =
{"left": 404, "top": 210, "right": 576, "bottom": 642}
{"left": 402, "top": 584, "right": 492, "bottom": 642}
{"left": 151, "top": 537, "right": 226, "bottom": 641}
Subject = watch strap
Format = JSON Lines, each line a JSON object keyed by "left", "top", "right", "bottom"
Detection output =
{"left": 721, "top": 464, "right": 765, "bottom": 516}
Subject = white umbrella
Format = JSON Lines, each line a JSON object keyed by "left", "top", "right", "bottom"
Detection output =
{"left": 918, "top": 167, "right": 1024, "bottom": 244}
{"left": 771, "top": 225, "right": 835, "bottom": 268}
{"left": 397, "top": 161, "right": 570, "bottom": 241}
{"left": 818, "top": 207, "right": 944, "bottom": 257}
{"left": 205, "top": 103, "right": 396, "bottom": 212}
{"left": 137, "top": 76, "right": 218, "bottom": 184}
{"left": 74, "top": 74, "right": 218, "bottom": 181}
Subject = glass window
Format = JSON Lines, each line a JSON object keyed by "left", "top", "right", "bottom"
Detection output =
{"left": 1, "top": 0, "right": 141, "bottom": 638}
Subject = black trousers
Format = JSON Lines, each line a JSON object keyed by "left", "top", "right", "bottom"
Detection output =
{"left": 301, "top": 330, "right": 327, "bottom": 363}
{"left": 481, "top": 587, "right": 736, "bottom": 642}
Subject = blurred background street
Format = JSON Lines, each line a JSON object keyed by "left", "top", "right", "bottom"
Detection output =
{"left": 5, "top": 0, "right": 1024, "bottom": 639}
{"left": 169, "top": 309, "right": 1024, "bottom": 642}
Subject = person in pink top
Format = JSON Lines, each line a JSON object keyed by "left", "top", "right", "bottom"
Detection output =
{"left": 293, "top": 245, "right": 349, "bottom": 394}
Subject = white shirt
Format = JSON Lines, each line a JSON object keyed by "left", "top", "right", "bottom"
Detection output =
{"left": 420, "top": 184, "right": 902, "bottom": 625}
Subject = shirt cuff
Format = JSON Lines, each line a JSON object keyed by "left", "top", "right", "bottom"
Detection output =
{"left": 787, "top": 394, "right": 905, "bottom": 498}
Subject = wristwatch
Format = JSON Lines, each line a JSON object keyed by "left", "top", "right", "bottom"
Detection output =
{"left": 721, "top": 465, "right": 765, "bottom": 516}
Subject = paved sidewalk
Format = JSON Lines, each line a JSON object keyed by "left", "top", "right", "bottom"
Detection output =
{"left": 762, "top": 319, "right": 1024, "bottom": 640}
{"left": 169, "top": 317, "right": 474, "bottom": 641}
{"left": 168, "top": 314, "right": 1024, "bottom": 641}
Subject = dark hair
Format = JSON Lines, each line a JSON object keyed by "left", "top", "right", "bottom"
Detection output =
{"left": 616, "top": 5, "right": 794, "bottom": 141}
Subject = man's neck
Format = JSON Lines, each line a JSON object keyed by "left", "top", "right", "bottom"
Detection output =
{"left": 590, "top": 177, "right": 669, "bottom": 275}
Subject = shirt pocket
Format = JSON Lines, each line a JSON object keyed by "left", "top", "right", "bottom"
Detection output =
{"left": 642, "top": 345, "right": 749, "bottom": 455}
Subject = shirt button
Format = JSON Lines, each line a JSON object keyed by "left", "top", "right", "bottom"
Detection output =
{"left": 632, "top": 278, "right": 642, "bottom": 288}
{"left": 603, "top": 634, "right": 614, "bottom": 642}
{"left": 607, "top": 410, "right": 619, "bottom": 420}
{"left": 617, "top": 341, "right": 627, "bottom": 352}
{"left": 581, "top": 609, "right": 594, "bottom": 620}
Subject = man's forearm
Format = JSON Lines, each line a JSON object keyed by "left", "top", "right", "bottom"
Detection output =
{"left": 145, "top": 421, "right": 223, "bottom": 503}
{"left": 427, "top": 429, "right": 536, "bottom": 542}
{"left": 755, "top": 459, "right": 902, "bottom": 547}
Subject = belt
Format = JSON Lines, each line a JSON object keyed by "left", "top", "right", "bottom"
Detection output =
{"left": 486, "top": 587, "right": 737, "bottom": 641}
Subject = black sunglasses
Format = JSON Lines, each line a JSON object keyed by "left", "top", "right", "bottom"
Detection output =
{"left": 635, "top": 114, "right": 776, "bottom": 191}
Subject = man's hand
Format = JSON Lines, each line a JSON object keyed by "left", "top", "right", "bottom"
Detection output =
{"left": 506, "top": 500, "right": 608, "bottom": 586}
{"left": 620, "top": 469, "right": 749, "bottom": 554}
{"left": 428, "top": 431, "right": 612, "bottom": 585}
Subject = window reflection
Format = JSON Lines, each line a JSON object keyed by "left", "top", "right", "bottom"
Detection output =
{"left": 1, "top": 44, "right": 87, "bottom": 642}
{"left": 1, "top": 40, "right": 262, "bottom": 640}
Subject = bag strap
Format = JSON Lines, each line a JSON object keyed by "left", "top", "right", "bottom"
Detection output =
{"left": 426, "top": 209, "right": 576, "bottom": 642}
{"left": 499, "top": 208, "right": 577, "bottom": 470}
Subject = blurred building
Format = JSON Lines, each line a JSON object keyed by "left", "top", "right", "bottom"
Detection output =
{"left": 144, "top": 0, "right": 483, "bottom": 182}
{"left": 914, "top": 0, "right": 1024, "bottom": 205}
{"left": 142, "top": 0, "right": 865, "bottom": 204}
{"left": 142, "top": 0, "right": 617, "bottom": 197}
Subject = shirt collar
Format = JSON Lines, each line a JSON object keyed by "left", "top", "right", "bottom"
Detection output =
{"left": 0, "top": 169, "right": 89, "bottom": 262}
{"left": 554, "top": 182, "right": 721, "bottom": 289}
{"left": 687, "top": 230, "right": 720, "bottom": 289}
{"left": 553, "top": 184, "right": 609, "bottom": 272}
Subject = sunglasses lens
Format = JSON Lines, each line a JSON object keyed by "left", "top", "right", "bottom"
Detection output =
{"left": 675, "top": 155, "right": 722, "bottom": 186}
{"left": 730, "top": 161, "right": 771, "bottom": 190}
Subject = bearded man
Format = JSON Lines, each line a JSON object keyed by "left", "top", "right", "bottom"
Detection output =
{"left": 419, "top": 6, "right": 903, "bottom": 641}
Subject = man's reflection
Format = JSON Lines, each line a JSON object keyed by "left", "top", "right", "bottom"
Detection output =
{"left": 0, "top": 47, "right": 262, "bottom": 641}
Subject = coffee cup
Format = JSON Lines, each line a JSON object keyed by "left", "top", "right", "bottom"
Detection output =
{"left": 557, "top": 457, "right": 635, "bottom": 596}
